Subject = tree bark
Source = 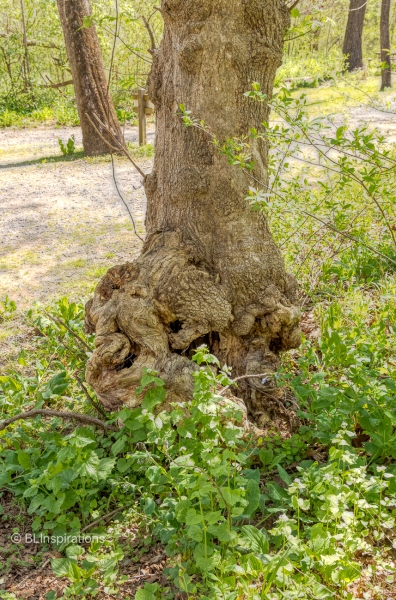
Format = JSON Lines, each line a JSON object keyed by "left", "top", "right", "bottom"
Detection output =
{"left": 380, "top": 0, "right": 392, "bottom": 90}
{"left": 85, "top": 0, "right": 301, "bottom": 424}
{"left": 342, "top": 0, "right": 367, "bottom": 72}
{"left": 56, "top": 0, "right": 125, "bottom": 156}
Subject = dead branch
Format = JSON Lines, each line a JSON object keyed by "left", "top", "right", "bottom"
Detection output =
{"left": 81, "top": 507, "right": 123, "bottom": 532}
{"left": 0, "top": 409, "right": 117, "bottom": 432}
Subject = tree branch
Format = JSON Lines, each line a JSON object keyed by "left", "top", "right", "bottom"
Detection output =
{"left": 41, "top": 78, "right": 73, "bottom": 89}
{"left": 142, "top": 16, "right": 156, "bottom": 53}
{"left": 288, "top": 0, "right": 301, "bottom": 11}
{"left": 0, "top": 409, "right": 118, "bottom": 432}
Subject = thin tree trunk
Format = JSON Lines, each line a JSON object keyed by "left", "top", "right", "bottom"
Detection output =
{"left": 380, "top": 0, "right": 392, "bottom": 90}
{"left": 85, "top": 0, "right": 301, "bottom": 423}
{"left": 20, "top": 0, "right": 31, "bottom": 89}
{"left": 342, "top": 0, "right": 367, "bottom": 72}
{"left": 56, "top": 0, "right": 125, "bottom": 156}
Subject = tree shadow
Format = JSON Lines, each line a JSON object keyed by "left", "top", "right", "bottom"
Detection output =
{"left": 0, "top": 151, "right": 86, "bottom": 169}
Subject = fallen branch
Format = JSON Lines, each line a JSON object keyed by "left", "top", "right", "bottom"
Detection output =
{"left": 81, "top": 507, "right": 123, "bottom": 532}
{"left": 0, "top": 409, "right": 117, "bottom": 432}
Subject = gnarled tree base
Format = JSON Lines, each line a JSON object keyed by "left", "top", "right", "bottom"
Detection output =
{"left": 85, "top": 230, "right": 301, "bottom": 420}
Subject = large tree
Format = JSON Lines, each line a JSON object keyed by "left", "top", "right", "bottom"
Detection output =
{"left": 380, "top": 0, "right": 392, "bottom": 90}
{"left": 342, "top": 0, "right": 367, "bottom": 72}
{"left": 56, "top": 0, "right": 125, "bottom": 156}
{"left": 85, "top": 0, "right": 301, "bottom": 422}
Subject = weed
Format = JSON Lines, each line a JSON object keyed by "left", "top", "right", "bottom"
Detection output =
{"left": 58, "top": 136, "right": 76, "bottom": 156}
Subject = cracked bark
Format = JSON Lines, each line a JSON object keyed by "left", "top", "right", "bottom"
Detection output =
{"left": 56, "top": 0, "right": 125, "bottom": 156}
{"left": 85, "top": 0, "right": 301, "bottom": 425}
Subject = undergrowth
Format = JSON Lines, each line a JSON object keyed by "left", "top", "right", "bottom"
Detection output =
{"left": 0, "top": 261, "right": 396, "bottom": 600}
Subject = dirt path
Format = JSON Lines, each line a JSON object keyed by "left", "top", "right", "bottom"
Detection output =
{"left": 0, "top": 124, "right": 154, "bottom": 311}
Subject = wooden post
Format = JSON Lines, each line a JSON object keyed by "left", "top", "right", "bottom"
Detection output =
{"left": 138, "top": 88, "right": 147, "bottom": 146}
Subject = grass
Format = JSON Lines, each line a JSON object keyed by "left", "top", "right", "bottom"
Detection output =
{"left": 289, "top": 75, "right": 395, "bottom": 115}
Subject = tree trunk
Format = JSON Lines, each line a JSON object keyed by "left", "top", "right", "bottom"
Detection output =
{"left": 85, "top": 0, "right": 301, "bottom": 424}
{"left": 56, "top": 0, "right": 125, "bottom": 156}
{"left": 380, "top": 0, "right": 392, "bottom": 90}
{"left": 342, "top": 0, "right": 367, "bottom": 72}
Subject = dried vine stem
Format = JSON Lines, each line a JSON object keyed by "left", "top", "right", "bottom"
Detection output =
{"left": 0, "top": 410, "right": 117, "bottom": 432}
{"left": 218, "top": 373, "right": 276, "bottom": 397}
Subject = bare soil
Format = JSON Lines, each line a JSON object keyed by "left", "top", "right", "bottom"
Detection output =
{"left": 0, "top": 124, "right": 154, "bottom": 309}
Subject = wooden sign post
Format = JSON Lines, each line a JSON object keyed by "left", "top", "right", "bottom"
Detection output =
{"left": 132, "top": 89, "right": 155, "bottom": 146}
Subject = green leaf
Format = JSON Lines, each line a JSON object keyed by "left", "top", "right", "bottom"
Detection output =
{"left": 142, "top": 386, "right": 166, "bottom": 411}
{"left": 111, "top": 435, "right": 128, "bottom": 456}
{"left": 51, "top": 557, "right": 77, "bottom": 578}
{"left": 259, "top": 448, "right": 273, "bottom": 466}
{"left": 65, "top": 544, "right": 84, "bottom": 559}
{"left": 134, "top": 583, "right": 158, "bottom": 600}
{"left": 97, "top": 457, "right": 116, "bottom": 480}
{"left": 243, "top": 479, "right": 260, "bottom": 517}
{"left": 17, "top": 450, "right": 31, "bottom": 470}
{"left": 143, "top": 497, "right": 156, "bottom": 516}
{"left": 78, "top": 450, "right": 100, "bottom": 480}
{"left": 277, "top": 465, "right": 292, "bottom": 486}
{"left": 239, "top": 525, "right": 269, "bottom": 554}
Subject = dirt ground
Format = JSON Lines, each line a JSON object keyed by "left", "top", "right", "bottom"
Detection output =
{"left": 0, "top": 124, "right": 154, "bottom": 310}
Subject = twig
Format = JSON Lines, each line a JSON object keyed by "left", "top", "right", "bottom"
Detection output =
{"left": 44, "top": 311, "right": 92, "bottom": 352}
{"left": 74, "top": 371, "right": 108, "bottom": 419}
{"left": 218, "top": 373, "right": 276, "bottom": 397}
{"left": 0, "top": 410, "right": 117, "bottom": 432}
{"left": 142, "top": 16, "right": 156, "bottom": 52}
{"left": 81, "top": 507, "right": 123, "bottom": 532}
{"left": 288, "top": 0, "right": 301, "bottom": 10}
{"left": 41, "top": 78, "right": 73, "bottom": 89}
{"left": 85, "top": 111, "right": 146, "bottom": 178}
{"left": 110, "top": 153, "right": 145, "bottom": 242}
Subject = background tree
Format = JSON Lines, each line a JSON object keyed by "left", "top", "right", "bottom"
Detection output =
{"left": 342, "top": 0, "right": 367, "bottom": 71}
{"left": 56, "top": 0, "right": 125, "bottom": 156}
{"left": 380, "top": 0, "right": 392, "bottom": 89}
{"left": 85, "top": 0, "right": 301, "bottom": 420}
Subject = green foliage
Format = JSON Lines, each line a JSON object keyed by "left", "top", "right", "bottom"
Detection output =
{"left": 58, "top": 135, "right": 76, "bottom": 156}
{"left": 1, "top": 294, "right": 396, "bottom": 598}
